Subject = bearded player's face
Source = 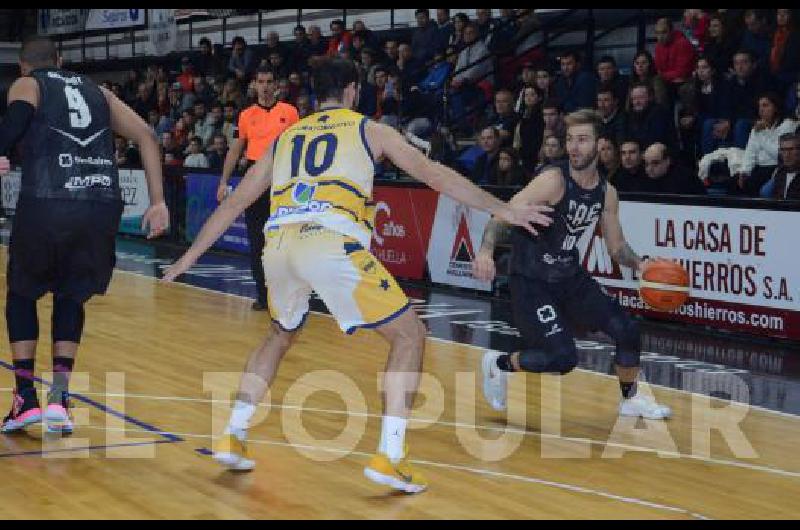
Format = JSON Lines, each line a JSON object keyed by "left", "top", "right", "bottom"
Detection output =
{"left": 566, "top": 124, "right": 598, "bottom": 171}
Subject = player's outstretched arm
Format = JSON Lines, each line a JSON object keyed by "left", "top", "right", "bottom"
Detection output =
{"left": 366, "top": 121, "right": 552, "bottom": 235}
{"left": 162, "top": 142, "right": 275, "bottom": 282}
{"left": 218, "top": 137, "right": 246, "bottom": 203}
{"left": 103, "top": 87, "right": 168, "bottom": 239}
{"left": 473, "top": 168, "right": 565, "bottom": 281}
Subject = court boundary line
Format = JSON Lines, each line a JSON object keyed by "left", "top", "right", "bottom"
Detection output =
{"left": 0, "top": 439, "right": 175, "bottom": 459}
{"left": 117, "top": 266, "right": 800, "bottom": 422}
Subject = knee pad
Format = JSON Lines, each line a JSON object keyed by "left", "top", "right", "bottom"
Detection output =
{"left": 607, "top": 316, "right": 641, "bottom": 368}
{"left": 519, "top": 344, "right": 578, "bottom": 375}
{"left": 6, "top": 291, "right": 39, "bottom": 343}
{"left": 52, "top": 296, "right": 85, "bottom": 343}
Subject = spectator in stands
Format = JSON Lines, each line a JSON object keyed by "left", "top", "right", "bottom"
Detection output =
{"left": 704, "top": 13, "right": 737, "bottom": 74}
{"left": 221, "top": 102, "right": 238, "bottom": 145}
{"left": 192, "top": 101, "right": 215, "bottom": 147}
{"left": 471, "top": 126, "right": 502, "bottom": 184}
{"left": 598, "top": 135, "right": 622, "bottom": 185}
{"left": 264, "top": 31, "right": 287, "bottom": 63}
{"left": 123, "top": 69, "right": 140, "bottom": 105}
{"left": 513, "top": 85, "right": 544, "bottom": 174}
{"left": 449, "top": 13, "right": 470, "bottom": 51}
{"left": 206, "top": 101, "right": 224, "bottom": 137}
{"left": 597, "top": 84, "right": 626, "bottom": 144}
{"left": 596, "top": 56, "right": 629, "bottom": 104}
{"left": 412, "top": 9, "right": 440, "bottom": 64}
{"left": 307, "top": 25, "right": 328, "bottom": 58}
{"left": 624, "top": 81, "right": 677, "bottom": 150}
{"left": 475, "top": 9, "right": 497, "bottom": 43}
{"left": 265, "top": 50, "right": 290, "bottom": 80}
{"left": 167, "top": 83, "right": 183, "bottom": 121}
{"left": 483, "top": 89, "right": 519, "bottom": 147}
{"left": 161, "top": 132, "right": 184, "bottom": 167}
{"left": 228, "top": 36, "right": 256, "bottom": 81}
{"left": 552, "top": 50, "right": 597, "bottom": 112}
{"left": 490, "top": 147, "right": 528, "bottom": 187}
{"left": 276, "top": 78, "right": 293, "bottom": 104}
{"left": 436, "top": 9, "right": 454, "bottom": 52}
{"left": 383, "top": 39, "right": 400, "bottom": 65}
{"left": 397, "top": 42, "right": 426, "bottom": 88}
{"left": 653, "top": 17, "right": 696, "bottom": 97}
{"left": 405, "top": 51, "right": 453, "bottom": 136}
{"left": 193, "top": 37, "right": 225, "bottom": 78}
{"left": 641, "top": 143, "right": 706, "bottom": 194}
{"left": 352, "top": 20, "right": 378, "bottom": 50}
{"left": 206, "top": 133, "right": 228, "bottom": 172}
{"left": 737, "top": 92, "right": 800, "bottom": 195}
{"left": 358, "top": 66, "right": 400, "bottom": 128}
{"left": 615, "top": 138, "right": 647, "bottom": 191}
{"left": 155, "top": 84, "right": 170, "bottom": 117}
{"left": 172, "top": 114, "right": 191, "bottom": 151}
{"left": 728, "top": 50, "right": 771, "bottom": 148}
{"left": 360, "top": 48, "right": 380, "bottom": 85}
{"left": 296, "top": 94, "right": 312, "bottom": 118}
{"left": 449, "top": 22, "right": 494, "bottom": 128}
{"left": 770, "top": 9, "right": 800, "bottom": 93}
{"left": 288, "top": 25, "right": 312, "bottom": 73}
{"left": 132, "top": 81, "right": 155, "bottom": 119}
{"left": 630, "top": 50, "right": 670, "bottom": 108}
{"left": 679, "top": 56, "right": 734, "bottom": 156}
{"left": 741, "top": 9, "right": 771, "bottom": 69}
{"left": 114, "top": 136, "right": 140, "bottom": 168}
{"left": 535, "top": 134, "right": 566, "bottom": 173}
{"left": 192, "top": 75, "right": 215, "bottom": 107}
{"left": 146, "top": 109, "right": 161, "bottom": 132}
{"left": 183, "top": 137, "right": 210, "bottom": 169}
{"left": 486, "top": 9, "right": 517, "bottom": 54}
{"left": 513, "top": 63, "right": 537, "bottom": 107}
{"left": 177, "top": 56, "right": 195, "bottom": 93}
{"left": 220, "top": 78, "right": 245, "bottom": 110}
{"left": 761, "top": 132, "right": 800, "bottom": 199}
{"left": 534, "top": 68, "right": 554, "bottom": 101}
{"left": 327, "top": 19, "right": 352, "bottom": 57}
{"left": 542, "top": 98, "right": 566, "bottom": 141}
{"left": 680, "top": 9, "right": 711, "bottom": 52}
{"left": 511, "top": 9, "right": 545, "bottom": 69}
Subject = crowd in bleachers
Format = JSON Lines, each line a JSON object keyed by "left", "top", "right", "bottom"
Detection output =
{"left": 107, "top": 8, "right": 800, "bottom": 199}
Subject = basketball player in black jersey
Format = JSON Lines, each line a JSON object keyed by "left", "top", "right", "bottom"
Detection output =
{"left": 0, "top": 37, "right": 169, "bottom": 434}
{"left": 473, "top": 109, "right": 672, "bottom": 419}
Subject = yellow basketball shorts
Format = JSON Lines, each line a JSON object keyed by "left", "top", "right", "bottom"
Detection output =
{"left": 262, "top": 222, "right": 410, "bottom": 334}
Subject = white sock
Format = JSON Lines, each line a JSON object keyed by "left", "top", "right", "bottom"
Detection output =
{"left": 380, "top": 415, "right": 407, "bottom": 462}
{"left": 224, "top": 400, "right": 256, "bottom": 440}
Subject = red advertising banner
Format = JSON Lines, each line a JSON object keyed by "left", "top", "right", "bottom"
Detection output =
{"left": 370, "top": 186, "right": 439, "bottom": 280}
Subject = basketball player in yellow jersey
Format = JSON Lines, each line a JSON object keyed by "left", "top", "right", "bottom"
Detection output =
{"left": 163, "top": 57, "right": 553, "bottom": 494}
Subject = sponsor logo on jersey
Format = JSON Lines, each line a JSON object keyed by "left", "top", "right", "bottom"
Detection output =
{"left": 47, "top": 71, "right": 83, "bottom": 85}
{"left": 64, "top": 173, "right": 112, "bottom": 190}
{"left": 58, "top": 154, "right": 113, "bottom": 168}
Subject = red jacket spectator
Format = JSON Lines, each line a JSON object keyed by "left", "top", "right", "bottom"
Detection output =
{"left": 655, "top": 29, "right": 696, "bottom": 84}
{"left": 327, "top": 30, "right": 352, "bottom": 57}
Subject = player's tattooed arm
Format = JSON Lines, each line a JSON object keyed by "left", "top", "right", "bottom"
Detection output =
{"left": 479, "top": 218, "right": 511, "bottom": 254}
{"left": 610, "top": 242, "right": 641, "bottom": 271}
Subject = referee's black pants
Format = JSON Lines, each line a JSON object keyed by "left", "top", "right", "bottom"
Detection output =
{"left": 244, "top": 189, "right": 270, "bottom": 305}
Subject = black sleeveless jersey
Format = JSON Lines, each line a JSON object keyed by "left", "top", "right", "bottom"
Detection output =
{"left": 510, "top": 160, "right": 607, "bottom": 282}
{"left": 19, "top": 68, "right": 120, "bottom": 203}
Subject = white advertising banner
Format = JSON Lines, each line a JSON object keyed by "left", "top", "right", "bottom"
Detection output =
{"left": 118, "top": 169, "right": 150, "bottom": 235}
{"left": 37, "top": 9, "right": 87, "bottom": 35}
{"left": 85, "top": 9, "right": 145, "bottom": 31}
{"left": 578, "top": 201, "right": 800, "bottom": 340}
{"left": 426, "top": 194, "right": 492, "bottom": 292}
{"left": 148, "top": 9, "right": 177, "bottom": 56}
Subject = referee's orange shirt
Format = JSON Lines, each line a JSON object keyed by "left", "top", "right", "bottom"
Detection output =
{"left": 236, "top": 101, "right": 299, "bottom": 161}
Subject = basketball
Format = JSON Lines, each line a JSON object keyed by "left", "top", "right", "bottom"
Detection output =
{"left": 639, "top": 260, "right": 690, "bottom": 311}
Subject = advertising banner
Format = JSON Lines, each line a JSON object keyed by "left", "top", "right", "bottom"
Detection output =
{"left": 38, "top": 9, "right": 87, "bottom": 35}
{"left": 118, "top": 169, "right": 149, "bottom": 235}
{"left": 85, "top": 9, "right": 145, "bottom": 31}
{"left": 426, "top": 194, "right": 492, "bottom": 291}
{"left": 370, "top": 186, "right": 438, "bottom": 280}
{"left": 185, "top": 173, "right": 249, "bottom": 253}
{"left": 578, "top": 202, "right": 800, "bottom": 340}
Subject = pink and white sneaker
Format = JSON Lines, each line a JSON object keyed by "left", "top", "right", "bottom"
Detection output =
{"left": 45, "top": 394, "right": 74, "bottom": 435}
{"left": 1, "top": 389, "right": 42, "bottom": 433}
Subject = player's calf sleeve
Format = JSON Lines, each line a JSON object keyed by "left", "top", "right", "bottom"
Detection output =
{"left": 52, "top": 296, "right": 85, "bottom": 344}
{"left": 6, "top": 291, "right": 39, "bottom": 343}
{"left": 518, "top": 345, "right": 578, "bottom": 375}
{"left": 608, "top": 315, "right": 641, "bottom": 368}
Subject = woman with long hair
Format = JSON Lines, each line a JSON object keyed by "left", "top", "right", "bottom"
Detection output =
{"left": 704, "top": 13, "right": 738, "bottom": 74}
{"left": 679, "top": 56, "right": 734, "bottom": 155}
{"left": 737, "top": 92, "right": 800, "bottom": 195}
{"left": 513, "top": 85, "right": 544, "bottom": 174}
{"left": 629, "top": 50, "right": 670, "bottom": 109}
{"left": 598, "top": 135, "right": 622, "bottom": 185}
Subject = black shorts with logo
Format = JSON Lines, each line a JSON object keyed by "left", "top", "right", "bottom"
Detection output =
{"left": 7, "top": 197, "right": 124, "bottom": 303}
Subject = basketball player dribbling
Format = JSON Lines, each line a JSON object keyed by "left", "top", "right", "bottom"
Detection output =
{"left": 473, "top": 109, "right": 673, "bottom": 420}
{"left": 163, "top": 57, "right": 553, "bottom": 493}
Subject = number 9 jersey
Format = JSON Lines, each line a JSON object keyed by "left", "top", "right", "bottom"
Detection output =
{"left": 267, "top": 108, "right": 377, "bottom": 249}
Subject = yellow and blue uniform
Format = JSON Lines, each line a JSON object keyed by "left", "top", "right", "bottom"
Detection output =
{"left": 263, "top": 107, "right": 408, "bottom": 333}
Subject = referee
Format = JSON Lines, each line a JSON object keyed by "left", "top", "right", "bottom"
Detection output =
{"left": 217, "top": 67, "right": 298, "bottom": 310}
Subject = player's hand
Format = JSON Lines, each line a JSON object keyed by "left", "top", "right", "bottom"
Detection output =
{"left": 142, "top": 201, "right": 169, "bottom": 239}
{"left": 472, "top": 250, "right": 496, "bottom": 282}
{"left": 162, "top": 253, "right": 196, "bottom": 282}
{"left": 494, "top": 201, "right": 552, "bottom": 236}
{"left": 0, "top": 156, "right": 10, "bottom": 175}
{"left": 216, "top": 182, "right": 228, "bottom": 203}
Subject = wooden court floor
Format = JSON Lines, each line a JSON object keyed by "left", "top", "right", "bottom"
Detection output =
{"left": 1, "top": 247, "right": 799, "bottom": 519}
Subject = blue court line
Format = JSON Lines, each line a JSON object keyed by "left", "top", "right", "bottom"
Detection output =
{"left": 0, "top": 439, "right": 175, "bottom": 459}
{"left": 0, "top": 360, "right": 183, "bottom": 443}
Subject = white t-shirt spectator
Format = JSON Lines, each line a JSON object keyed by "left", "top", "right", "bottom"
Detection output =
{"left": 183, "top": 153, "right": 210, "bottom": 168}
{"left": 740, "top": 119, "right": 800, "bottom": 175}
